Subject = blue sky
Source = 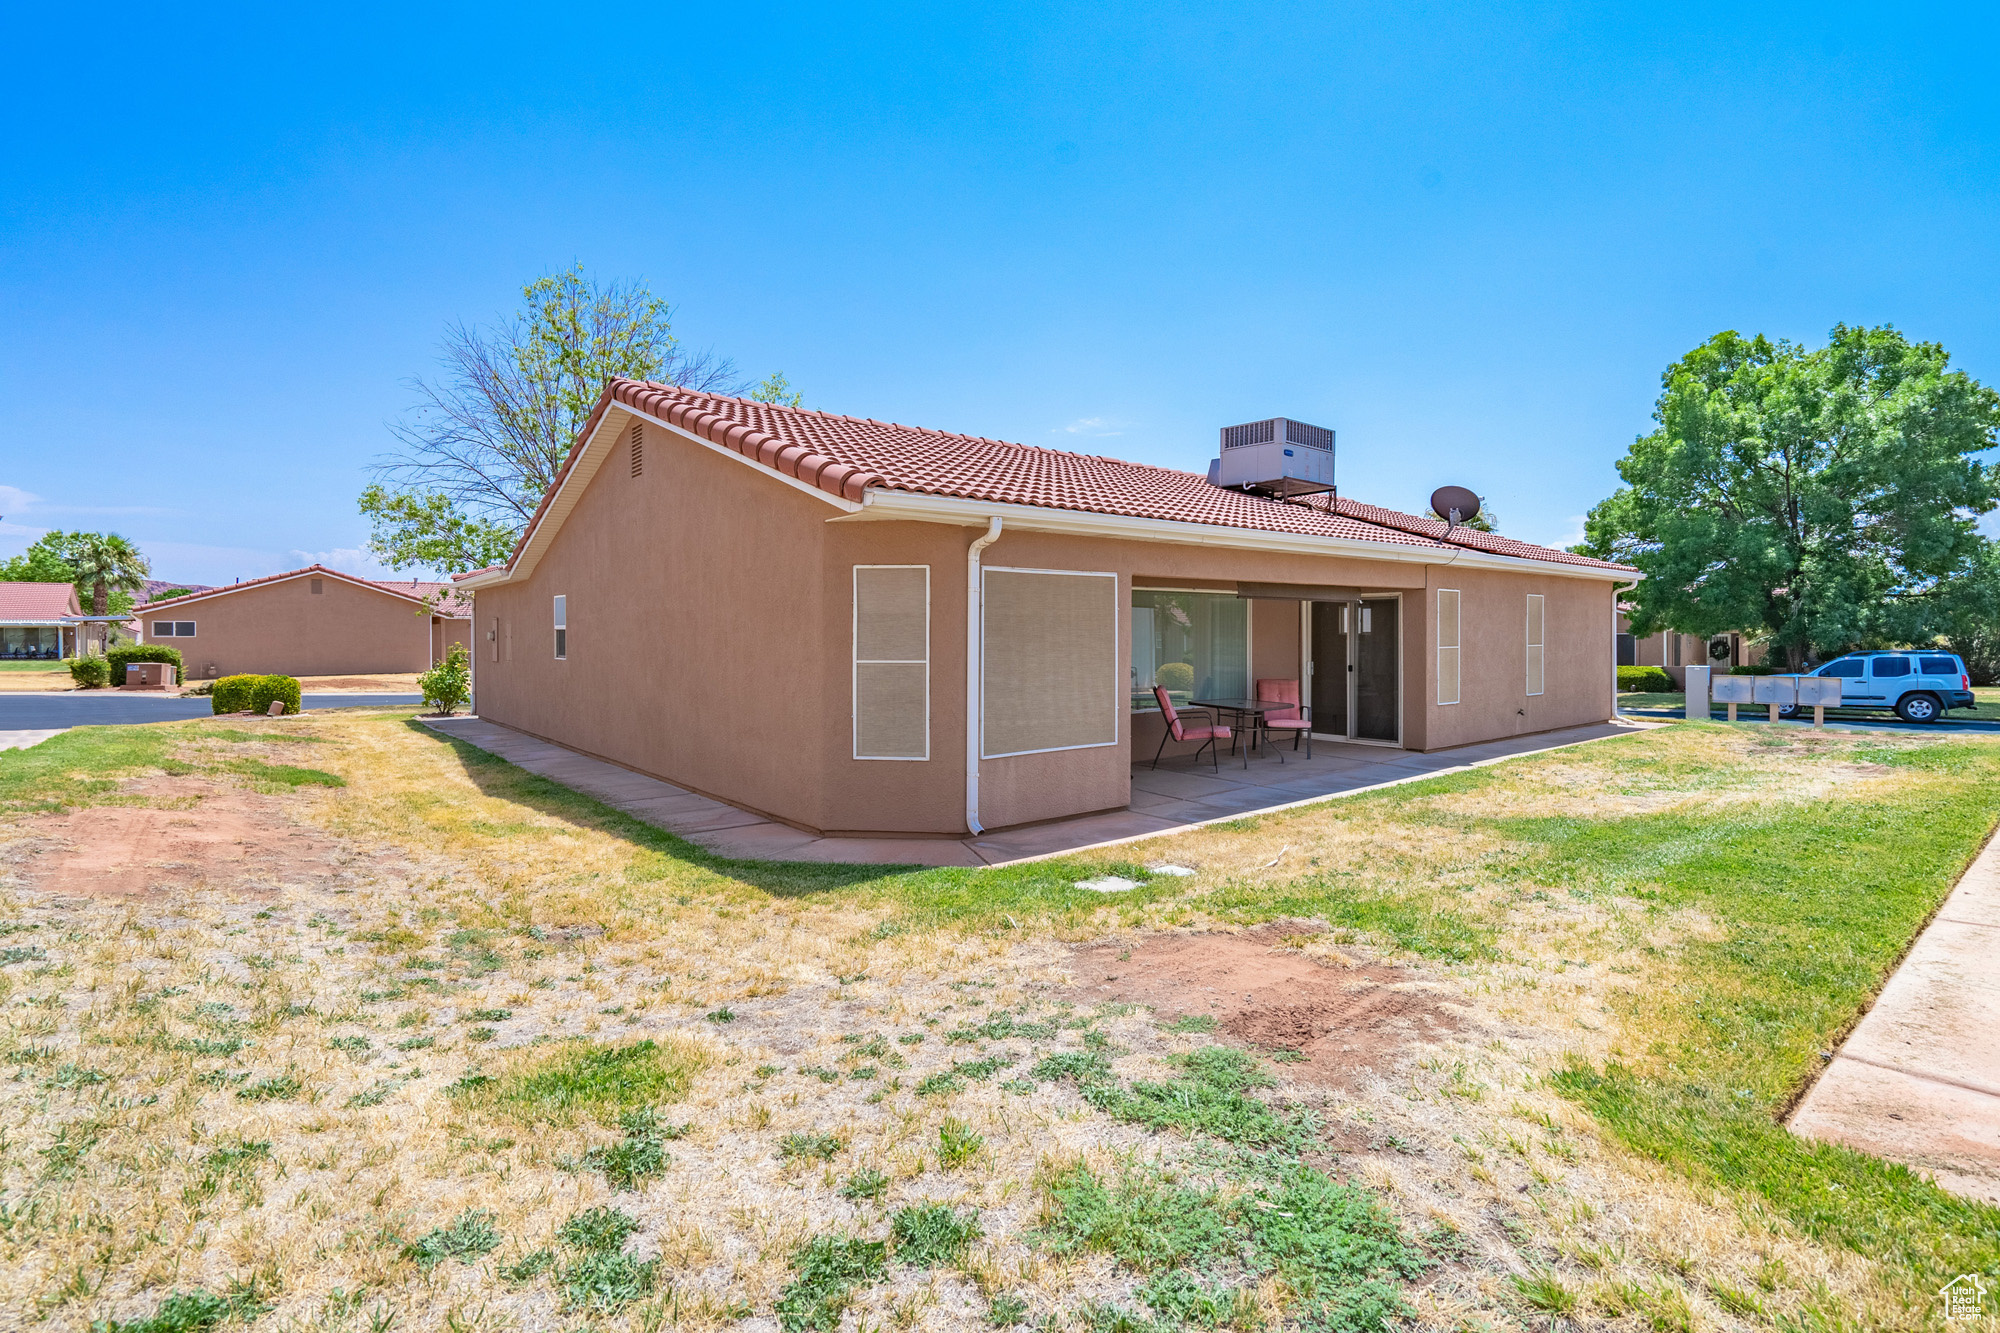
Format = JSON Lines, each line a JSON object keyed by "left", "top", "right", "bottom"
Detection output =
{"left": 3, "top": 3, "right": 1996, "bottom": 583}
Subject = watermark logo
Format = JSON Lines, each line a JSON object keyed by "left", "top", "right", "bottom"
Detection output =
{"left": 1940, "top": 1274, "right": 1987, "bottom": 1321}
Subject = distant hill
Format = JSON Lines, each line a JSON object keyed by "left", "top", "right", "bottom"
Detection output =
{"left": 143, "top": 580, "right": 213, "bottom": 600}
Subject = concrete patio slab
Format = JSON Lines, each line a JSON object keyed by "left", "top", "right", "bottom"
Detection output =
{"left": 422, "top": 715, "right": 1658, "bottom": 868}
{"left": 1790, "top": 828, "right": 2000, "bottom": 1204}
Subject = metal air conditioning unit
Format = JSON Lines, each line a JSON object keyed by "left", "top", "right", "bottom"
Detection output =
{"left": 1206, "top": 417, "right": 1336, "bottom": 499}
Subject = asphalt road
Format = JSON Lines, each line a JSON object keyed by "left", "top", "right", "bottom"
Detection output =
{"left": 0, "top": 693, "right": 423, "bottom": 729}
{"left": 1620, "top": 705, "right": 2000, "bottom": 736}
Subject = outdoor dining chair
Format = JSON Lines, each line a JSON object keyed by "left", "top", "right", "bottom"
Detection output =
{"left": 1255, "top": 678, "right": 1312, "bottom": 759}
{"left": 1150, "top": 685, "right": 1236, "bottom": 770}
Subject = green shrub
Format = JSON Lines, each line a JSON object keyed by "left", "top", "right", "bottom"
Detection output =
{"left": 1153, "top": 661, "right": 1194, "bottom": 695}
{"left": 210, "top": 674, "right": 301, "bottom": 715}
{"left": 419, "top": 641, "right": 472, "bottom": 715}
{"left": 211, "top": 675, "right": 259, "bottom": 713}
{"left": 107, "top": 643, "right": 183, "bottom": 685}
{"left": 250, "top": 675, "right": 301, "bottom": 715}
{"left": 68, "top": 655, "right": 109, "bottom": 689}
{"left": 1730, "top": 664, "right": 1778, "bottom": 676}
{"left": 1615, "top": 666, "right": 1674, "bottom": 693}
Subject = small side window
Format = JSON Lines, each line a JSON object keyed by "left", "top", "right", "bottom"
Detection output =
{"left": 1872, "top": 657, "right": 1911, "bottom": 678}
{"left": 553, "top": 595, "right": 567, "bottom": 660}
{"left": 1919, "top": 656, "right": 1959, "bottom": 676}
{"left": 175, "top": 622, "right": 195, "bottom": 638}
{"left": 152, "top": 621, "right": 175, "bottom": 637}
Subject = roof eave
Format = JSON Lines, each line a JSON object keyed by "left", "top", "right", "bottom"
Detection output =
{"left": 839, "top": 489, "right": 1641, "bottom": 581}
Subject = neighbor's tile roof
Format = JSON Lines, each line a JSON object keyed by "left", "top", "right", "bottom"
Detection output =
{"left": 0, "top": 581, "right": 80, "bottom": 622}
{"left": 556, "top": 378, "right": 1631, "bottom": 572}
{"left": 132, "top": 565, "right": 472, "bottom": 616}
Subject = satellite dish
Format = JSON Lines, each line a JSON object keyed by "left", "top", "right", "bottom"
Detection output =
{"left": 1430, "top": 486, "right": 1481, "bottom": 528}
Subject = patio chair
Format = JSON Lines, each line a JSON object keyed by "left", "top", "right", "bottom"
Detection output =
{"left": 1150, "top": 685, "right": 1236, "bottom": 771}
{"left": 1255, "top": 678, "right": 1312, "bottom": 759}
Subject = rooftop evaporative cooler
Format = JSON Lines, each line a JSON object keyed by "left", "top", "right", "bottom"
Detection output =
{"left": 1206, "top": 417, "right": 1336, "bottom": 499}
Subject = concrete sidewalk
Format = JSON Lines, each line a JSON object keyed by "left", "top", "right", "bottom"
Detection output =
{"left": 0, "top": 730, "right": 63, "bottom": 753}
{"left": 1790, "top": 830, "right": 2000, "bottom": 1204}
{"left": 422, "top": 715, "right": 1658, "bottom": 868}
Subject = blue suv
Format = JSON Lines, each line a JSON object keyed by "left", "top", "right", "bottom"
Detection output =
{"left": 1776, "top": 651, "right": 1976, "bottom": 723}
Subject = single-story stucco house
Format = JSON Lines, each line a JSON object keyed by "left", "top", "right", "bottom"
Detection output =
{"left": 457, "top": 379, "right": 1638, "bottom": 839}
{"left": 132, "top": 565, "right": 471, "bottom": 679}
{"left": 0, "top": 582, "right": 82, "bottom": 659}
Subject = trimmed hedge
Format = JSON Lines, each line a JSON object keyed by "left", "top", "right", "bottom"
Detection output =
{"left": 1729, "top": 664, "right": 1778, "bottom": 676}
{"left": 68, "top": 655, "right": 109, "bottom": 689}
{"left": 1616, "top": 666, "right": 1675, "bottom": 693}
{"left": 108, "top": 643, "right": 183, "bottom": 685}
{"left": 211, "top": 674, "right": 301, "bottom": 715}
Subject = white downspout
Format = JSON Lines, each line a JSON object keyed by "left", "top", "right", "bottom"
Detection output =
{"left": 1612, "top": 580, "right": 1639, "bottom": 717}
{"left": 965, "top": 517, "right": 1002, "bottom": 834}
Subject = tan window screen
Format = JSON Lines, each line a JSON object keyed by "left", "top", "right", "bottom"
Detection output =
{"left": 1436, "top": 589, "right": 1461, "bottom": 706}
{"left": 853, "top": 565, "right": 929, "bottom": 760}
{"left": 982, "top": 568, "right": 1118, "bottom": 758}
{"left": 1526, "top": 594, "right": 1545, "bottom": 697}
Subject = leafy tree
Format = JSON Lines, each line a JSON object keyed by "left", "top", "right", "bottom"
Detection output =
{"left": 364, "top": 266, "right": 765, "bottom": 574}
{"left": 1936, "top": 541, "right": 2000, "bottom": 685}
{"left": 1576, "top": 326, "right": 2000, "bottom": 668}
{"left": 0, "top": 537, "right": 78, "bottom": 584}
{"left": 749, "top": 371, "right": 803, "bottom": 407}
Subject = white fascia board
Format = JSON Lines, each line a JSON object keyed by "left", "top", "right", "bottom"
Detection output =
{"left": 468, "top": 399, "right": 863, "bottom": 589}
{"left": 839, "top": 489, "right": 1639, "bottom": 583}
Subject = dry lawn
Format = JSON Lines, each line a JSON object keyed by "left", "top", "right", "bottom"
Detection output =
{"left": 0, "top": 711, "right": 1986, "bottom": 1331}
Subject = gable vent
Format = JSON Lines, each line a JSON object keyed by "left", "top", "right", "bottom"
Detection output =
{"left": 629, "top": 422, "right": 644, "bottom": 477}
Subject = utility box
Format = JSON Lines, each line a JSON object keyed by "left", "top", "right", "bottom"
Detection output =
{"left": 1682, "top": 665, "right": 1711, "bottom": 719}
{"left": 1208, "top": 418, "right": 1336, "bottom": 499}
{"left": 1797, "top": 676, "right": 1842, "bottom": 706}
{"left": 123, "top": 661, "right": 176, "bottom": 690}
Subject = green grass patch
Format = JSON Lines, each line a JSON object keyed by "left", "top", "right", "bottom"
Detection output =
{"left": 890, "top": 1203, "right": 981, "bottom": 1267}
{"left": 0, "top": 723, "right": 176, "bottom": 812}
{"left": 404, "top": 1209, "right": 501, "bottom": 1267}
{"left": 776, "top": 1235, "right": 888, "bottom": 1332}
{"left": 454, "top": 1037, "right": 710, "bottom": 1126}
{"left": 215, "top": 758, "right": 345, "bottom": 788}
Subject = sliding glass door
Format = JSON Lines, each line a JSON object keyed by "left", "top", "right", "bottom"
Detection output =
{"left": 1307, "top": 597, "right": 1401, "bottom": 745}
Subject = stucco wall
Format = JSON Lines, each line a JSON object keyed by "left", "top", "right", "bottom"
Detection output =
{"left": 1417, "top": 565, "right": 1616, "bottom": 750}
{"left": 139, "top": 576, "right": 459, "bottom": 677}
{"left": 471, "top": 415, "right": 832, "bottom": 829}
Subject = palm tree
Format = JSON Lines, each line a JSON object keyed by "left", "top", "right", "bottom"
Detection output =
{"left": 65, "top": 533, "right": 150, "bottom": 654}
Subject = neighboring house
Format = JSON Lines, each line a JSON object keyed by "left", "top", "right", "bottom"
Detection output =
{"left": 0, "top": 582, "right": 82, "bottom": 659}
{"left": 131, "top": 565, "right": 471, "bottom": 679}
{"left": 459, "top": 378, "right": 1638, "bottom": 839}
{"left": 1616, "top": 613, "right": 1763, "bottom": 685}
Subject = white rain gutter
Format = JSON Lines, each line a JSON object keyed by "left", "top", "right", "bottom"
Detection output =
{"left": 1612, "top": 578, "right": 1641, "bottom": 707}
{"left": 965, "top": 517, "right": 1002, "bottom": 834}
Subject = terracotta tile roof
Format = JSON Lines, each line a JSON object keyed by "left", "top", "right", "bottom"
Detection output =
{"left": 0, "top": 581, "right": 80, "bottom": 622}
{"left": 132, "top": 565, "right": 473, "bottom": 616}
{"left": 556, "top": 378, "right": 1633, "bottom": 573}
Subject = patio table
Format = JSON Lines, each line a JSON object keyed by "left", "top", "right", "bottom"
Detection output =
{"left": 1189, "top": 697, "right": 1297, "bottom": 761}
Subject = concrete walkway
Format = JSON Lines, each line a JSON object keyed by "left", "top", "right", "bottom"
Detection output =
{"left": 1790, "top": 830, "right": 2000, "bottom": 1204}
{"left": 422, "top": 715, "right": 1657, "bottom": 868}
{"left": 0, "top": 730, "right": 63, "bottom": 753}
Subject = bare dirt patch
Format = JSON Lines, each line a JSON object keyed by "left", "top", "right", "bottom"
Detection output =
{"left": 4, "top": 778, "right": 352, "bottom": 897}
{"left": 1070, "top": 921, "right": 1470, "bottom": 1090}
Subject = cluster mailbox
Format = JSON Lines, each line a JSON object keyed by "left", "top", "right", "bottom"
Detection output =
{"left": 1709, "top": 673, "right": 1838, "bottom": 723}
